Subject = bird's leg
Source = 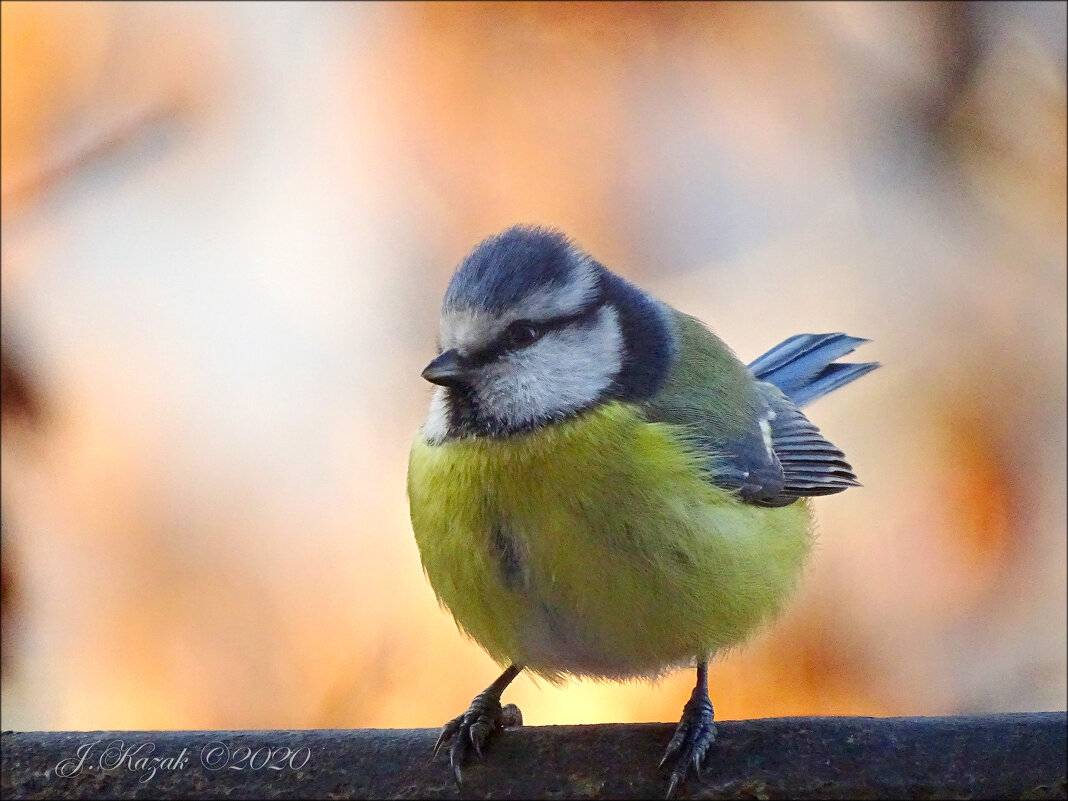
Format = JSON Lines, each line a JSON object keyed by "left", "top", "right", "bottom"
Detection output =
{"left": 659, "top": 660, "right": 716, "bottom": 799}
{"left": 432, "top": 664, "right": 524, "bottom": 786}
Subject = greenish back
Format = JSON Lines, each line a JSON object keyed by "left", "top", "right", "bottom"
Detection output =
{"left": 644, "top": 312, "right": 768, "bottom": 444}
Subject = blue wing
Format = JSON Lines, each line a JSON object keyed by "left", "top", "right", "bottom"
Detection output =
{"left": 748, "top": 333, "right": 879, "bottom": 409}
{"left": 746, "top": 333, "right": 878, "bottom": 505}
{"left": 646, "top": 323, "right": 878, "bottom": 507}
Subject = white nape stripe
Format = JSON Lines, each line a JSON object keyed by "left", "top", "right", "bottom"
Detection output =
{"left": 510, "top": 250, "right": 599, "bottom": 321}
{"left": 437, "top": 251, "right": 599, "bottom": 353}
{"left": 439, "top": 307, "right": 501, "bottom": 353}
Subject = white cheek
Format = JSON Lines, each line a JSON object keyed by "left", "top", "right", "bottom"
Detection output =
{"left": 477, "top": 306, "right": 623, "bottom": 427}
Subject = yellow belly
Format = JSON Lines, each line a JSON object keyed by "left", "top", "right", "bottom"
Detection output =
{"left": 407, "top": 402, "right": 813, "bottom": 682}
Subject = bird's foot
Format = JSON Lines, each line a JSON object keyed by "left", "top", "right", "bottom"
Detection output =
{"left": 432, "top": 684, "right": 523, "bottom": 787}
{"left": 658, "top": 681, "right": 716, "bottom": 799}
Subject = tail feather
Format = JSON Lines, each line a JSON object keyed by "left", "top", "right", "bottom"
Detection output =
{"left": 748, "top": 333, "right": 878, "bottom": 408}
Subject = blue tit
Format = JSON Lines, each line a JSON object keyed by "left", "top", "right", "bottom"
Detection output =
{"left": 407, "top": 225, "right": 878, "bottom": 797}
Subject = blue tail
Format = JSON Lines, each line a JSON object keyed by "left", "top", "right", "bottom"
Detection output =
{"left": 748, "top": 333, "right": 879, "bottom": 409}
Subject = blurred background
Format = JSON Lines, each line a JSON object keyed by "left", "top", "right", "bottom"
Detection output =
{"left": 1, "top": 1, "right": 1064, "bottom": 732}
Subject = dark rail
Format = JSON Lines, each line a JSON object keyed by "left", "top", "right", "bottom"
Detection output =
{"left": 3, "top": 712, "right": 1065, "bottom": 799}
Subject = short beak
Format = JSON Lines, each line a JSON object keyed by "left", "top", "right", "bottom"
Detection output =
{"left": 421, "top": 349, "right": 469, "bottom": 387}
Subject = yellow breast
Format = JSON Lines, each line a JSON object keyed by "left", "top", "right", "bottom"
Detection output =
{"left": 407, "top": 402, "right": 813, "bottom": 682}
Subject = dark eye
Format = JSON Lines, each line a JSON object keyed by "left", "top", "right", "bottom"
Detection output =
{"left": 504, "top": 321, "right": 543, "bottom": 349}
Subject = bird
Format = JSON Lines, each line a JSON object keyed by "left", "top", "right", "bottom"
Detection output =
{"left": 406, "top": 225, "right": 878, "bottom": 797}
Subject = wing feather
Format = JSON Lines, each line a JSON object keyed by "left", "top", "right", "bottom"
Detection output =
{"left": 641, "top": 317, "right": 874, "bottom": 508}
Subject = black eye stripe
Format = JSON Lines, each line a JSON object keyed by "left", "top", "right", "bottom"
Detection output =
{"left": 463, "top": 301, "right": 604, "bottom": 368}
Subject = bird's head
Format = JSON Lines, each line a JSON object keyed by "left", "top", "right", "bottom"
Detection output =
{"left": 420, "top": 226, "right": 676, "bottom": 441}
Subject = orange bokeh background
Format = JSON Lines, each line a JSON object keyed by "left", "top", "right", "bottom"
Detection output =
{"left": 1, "top": 1, "right": 1064, "bottom": 732}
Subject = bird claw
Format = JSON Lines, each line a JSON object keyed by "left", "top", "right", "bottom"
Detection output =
{"left": 665, "top": 773, "right": 681, "bottom": 801}
{"left": 450, "top": 750, "right": 464, "bottom": 787}
{"left": 430, "top": 716, "right": 462, "bottom": 761}
{"left": 468, "top": 719, "right": 491, "bottom": 759}
{"left": 431, "top": 690, "right": 523, "bottom": 787}
{"left": 660, "top": 689, "right": 716, "bottom": 799}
